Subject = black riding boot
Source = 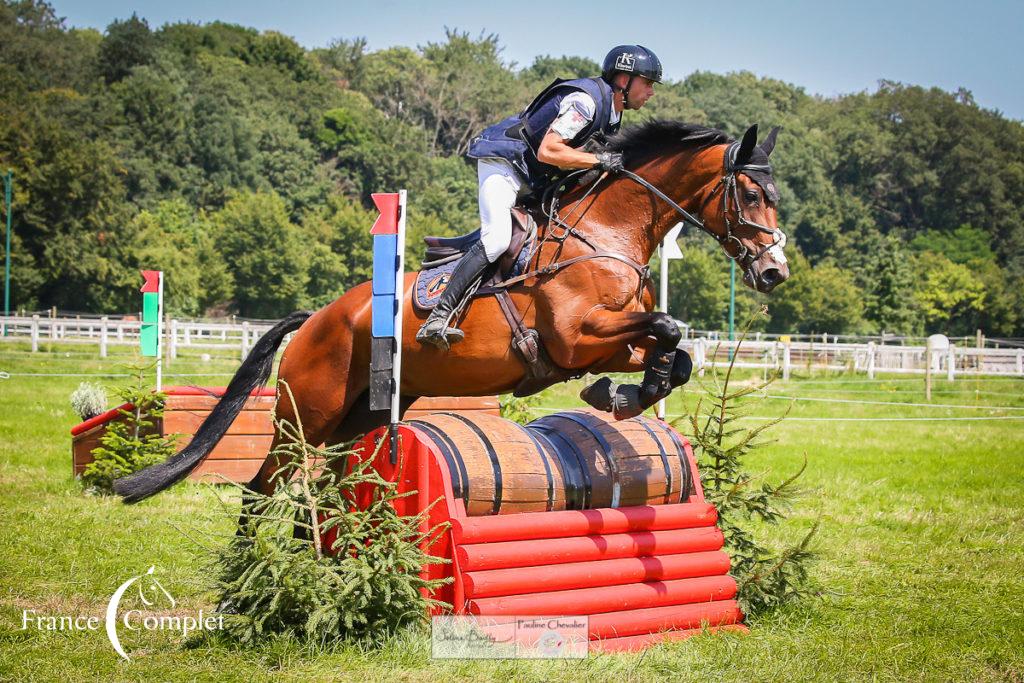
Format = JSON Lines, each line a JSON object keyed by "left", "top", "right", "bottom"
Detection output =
{"left": 416, "top": 241, "right": 492, "bottom": 350}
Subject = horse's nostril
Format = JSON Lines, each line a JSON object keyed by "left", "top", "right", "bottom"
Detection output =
{"left": 761, "top": 268, "right": 781, "bottom": 287}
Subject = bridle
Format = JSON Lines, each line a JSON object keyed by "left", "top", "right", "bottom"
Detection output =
{"left": 543, "top": 140, "right": 788, "bottom": 271}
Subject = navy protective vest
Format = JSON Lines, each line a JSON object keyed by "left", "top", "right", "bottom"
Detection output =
{"left": 466, "top": 77, "right": 619, "bottom": 191}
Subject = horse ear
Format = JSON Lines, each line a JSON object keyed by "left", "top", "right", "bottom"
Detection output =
{"left": 736, "top": 124, "right": 758, "bottom": 164}
{"left": 760, "top": 126, "right": 781, "bottom": 157}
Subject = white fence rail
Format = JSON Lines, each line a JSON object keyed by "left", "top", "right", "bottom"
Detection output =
{"left": 2, "top": 316, "right": 1023, "bottom": 379}
{"left": 684, "top": 338, "right": 1024, "bottom": 379}
{"left": 0, "top": 315, "right": 275, "bottom": 360}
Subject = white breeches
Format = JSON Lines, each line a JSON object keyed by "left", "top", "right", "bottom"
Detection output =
{"left": 477, "top": 159, "right": 523, "bottom": 263}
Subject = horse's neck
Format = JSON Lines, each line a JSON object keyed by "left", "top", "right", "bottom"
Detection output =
{"left": 551, "top": 146, "right": 724, "bottom": 265}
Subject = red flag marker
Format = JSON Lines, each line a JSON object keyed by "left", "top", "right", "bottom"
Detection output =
{"left": 140, "top": 270, "right": 160, "bottom": 293}
{"left": 370, "top": 193, "right": 401, "bottom": 235}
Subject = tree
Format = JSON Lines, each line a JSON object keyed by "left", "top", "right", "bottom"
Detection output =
{"left": 237, "top": 30, "right": 318, "bottom": 83}
{"left": 0, "top": 89, "right": 135, "bottom": 310}
{"left": 844, "top": 231, "right": 921, "bottom": 334}
{"left": 302, "top": 194, "right": 375, "bottom": 290}
{"left": 519, "top": 54, "right": 599, "bottom": 85}
{"left": 667, "top": 243, "right": 729, "bottom": 329}
{"left": 419, "top": 31, "right": 525, "bottom": 155}
{"left": 768, "top": 252, "right": 866, "bottom": 334}
{"left": 108, "top": 60, "right": 197, "bottom": 204}
{"left": 210, "top": 192, "right": 310, "bottom": 317}
{"left": 0, "top": 0, "right": 99, "bottom": 92}
{"left": 129, "top": 199, "right": 233, "bottom": 316}
{"left": 311, "top": 37, "right": 367, "bottom": 88}
{"left": 910, "top": 224, "right": 996, "bottom": 265}
{"left": 98, "top": 14, "right": 156, "bottom": 84}
{"left": 912, "top": 251, "right": 986, "bottom": 335}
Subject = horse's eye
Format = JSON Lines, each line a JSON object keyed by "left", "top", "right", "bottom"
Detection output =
{"left": 744, "top": 190, "right": 759, "bottom": 203}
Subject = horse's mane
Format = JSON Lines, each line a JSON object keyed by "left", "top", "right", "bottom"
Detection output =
{"left": 605, "top": 120, "right": 732, "bottom": 161}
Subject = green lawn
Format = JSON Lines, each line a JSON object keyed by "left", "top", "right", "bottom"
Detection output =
{"left": 1, "top": 342, "right": 1022, "bottom": 681}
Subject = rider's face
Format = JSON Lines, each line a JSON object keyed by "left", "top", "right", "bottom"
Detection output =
{"left": 614, "top": 74, "right": 656, "bottom": 109}
{"left": 627, "top": 76, "right": 656, "bottom": 109}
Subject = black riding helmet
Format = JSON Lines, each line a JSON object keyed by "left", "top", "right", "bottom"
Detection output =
{"left": 601, "top": 45, "right": 663, "bottom": 84}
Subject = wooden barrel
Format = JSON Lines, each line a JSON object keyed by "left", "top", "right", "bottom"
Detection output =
{"left": 529, "top": 410, "right": 692, "bottom": 510}
{"left": 407, "top": 412, "right": 567, "bottom": 516}
{"left": 407, "top": 409, "right": 693, "bottom": 516}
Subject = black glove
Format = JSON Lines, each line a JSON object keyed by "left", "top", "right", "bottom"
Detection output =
{"left": 594, "top": 151, "right": 624, "bottom": 173}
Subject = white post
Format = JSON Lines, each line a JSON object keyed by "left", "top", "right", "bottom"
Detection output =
{"left": 925, "top": 338, "right": 932, "bottom": 401}
{"left": 390, "top": 190, "right": 408, "bottom": 430}
{"left": 782, "top": 342, "right": 791, "bottom": 381}
{"left": 169, "top": 319, "right": 178, "bottom": 360}
{"left": 694, "top": 338, "right": 706, "bottom": 377}
{"left": 31, "top": 314, "right": 39, "bottom": 352}
{"left": 947, "top": 345, "right": 955, "bottom": 381}
{"left": 156, "top": 272, "right": 164, "bottom": 392}
{"left": 867, "top": 341, "right": 876, "bottom": 379}
{"left": 240, "top": 321, "right": 250, "bottom": 361}
{"left": 1017, "top": 350, "right": 1023, "bottom": 376}
{"left": 117, "top": 321, "right": 124, "bottom": 342}
{"left": 49, "top": 319, "right": 56, "bottom": 341}
{"left": 657, "top": 240, "right": 670, "bottom": 420}
{"left": 100, "top": 316, "right": 108, "bottom": 358}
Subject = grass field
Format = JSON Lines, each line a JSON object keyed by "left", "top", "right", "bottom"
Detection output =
{"left": 1, "top": 341, "right": 1022, "bottom": 682}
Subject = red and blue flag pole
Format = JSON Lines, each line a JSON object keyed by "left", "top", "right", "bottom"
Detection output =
{"left": 369, "top": 191, "right": 407, "bottom": 462}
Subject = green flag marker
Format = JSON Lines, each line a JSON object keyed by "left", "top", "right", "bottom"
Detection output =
{"left": 140, "top": 270, "right": 161, "bottom": 357}
{"left": 140, "top": 292, "right": 158, "bottom": 356}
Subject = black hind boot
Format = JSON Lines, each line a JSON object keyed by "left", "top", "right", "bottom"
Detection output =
{"left": 416, "top": 241, "right": 491, "bottom": 350}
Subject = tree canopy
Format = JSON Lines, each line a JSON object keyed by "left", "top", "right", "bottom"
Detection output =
{"left": 2, "top": 0, "right": 1021, "bottom": 334}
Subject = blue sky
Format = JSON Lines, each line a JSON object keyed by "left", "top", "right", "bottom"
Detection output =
{"left": 53, "top": 0, "right": 1024, "bottom": 121}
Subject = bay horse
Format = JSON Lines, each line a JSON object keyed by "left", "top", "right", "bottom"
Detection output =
{"left": 114, "top": 121, "right": 789, "bottom": 503}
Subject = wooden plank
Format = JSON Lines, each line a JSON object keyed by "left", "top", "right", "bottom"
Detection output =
{"left": 165, "top": 395, "right": 276, "bottom": 411}
{"left": 192, "top": 458, "right": 265, "bottom": 483}
{"left": 163, "top": 409, "right": 274, "bottom": 436}
{"left": 406, "top": 395, "right": 500, "bottom": 414}
{"left": 173, "top": 434, "right": 274, "bottom": 460}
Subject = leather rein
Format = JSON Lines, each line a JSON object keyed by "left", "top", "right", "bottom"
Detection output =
{"left": 489, "top": 141, "right": 787, "bottom": 295}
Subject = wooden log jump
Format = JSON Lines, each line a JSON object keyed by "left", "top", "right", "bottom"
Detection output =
{"left": 70, "top": 387, "right": 498, "bottom": 483}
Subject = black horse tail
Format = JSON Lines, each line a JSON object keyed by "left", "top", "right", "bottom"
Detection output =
{"left": 113, "top": 310, "right": 313, "bottom": 503}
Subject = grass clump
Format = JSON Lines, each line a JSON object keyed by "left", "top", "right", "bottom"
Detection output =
{"left": 211, "top": 383, "right": 450, "bottom": 646}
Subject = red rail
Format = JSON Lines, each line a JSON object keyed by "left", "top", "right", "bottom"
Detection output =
{"left": 463, "top": 550, "right": 731, "bottom": 599}
{"left": 453, "top": 502, "right": 719, "bottom": 544}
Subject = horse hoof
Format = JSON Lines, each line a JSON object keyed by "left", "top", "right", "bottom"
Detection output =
{"left": 612, "top": 384, "right": 644, "bottom": 420}
{"left": 580, "top": 377, "right": 617, "bottom": 412}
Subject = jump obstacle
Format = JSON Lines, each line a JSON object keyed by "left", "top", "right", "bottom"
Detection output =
{"left": 78, "top": 193, "right": 741, "bottom": 653}
{"left": 70, "top": 390, "right": 499, "bottom": 482}
{"left": 333, "top": 408, "right": 743, "bottom": 653}
{"left": 72, "top": 393, "right": 743, "bottom": 651}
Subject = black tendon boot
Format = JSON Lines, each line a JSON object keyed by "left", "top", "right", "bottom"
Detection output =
{"left": 416, "top": 241, "right": 492, "bottom": 350}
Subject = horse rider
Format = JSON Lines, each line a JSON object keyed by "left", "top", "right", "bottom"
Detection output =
{"left": 416, "top": 44, "right": 663, "bottom": 349}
